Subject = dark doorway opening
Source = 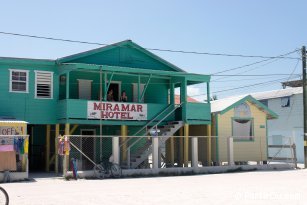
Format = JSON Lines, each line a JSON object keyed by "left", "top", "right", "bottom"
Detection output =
{"left": 108, "top": 83, "right": 120, "bottom": 101}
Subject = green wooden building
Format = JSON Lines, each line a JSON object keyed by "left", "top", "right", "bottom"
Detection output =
{"left": 0, "top": 40, "right": 211, "bottom": 171}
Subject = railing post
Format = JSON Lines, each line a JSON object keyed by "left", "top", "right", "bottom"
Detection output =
{"left": 227, "top": 137, "right": 234, "bottom": 166}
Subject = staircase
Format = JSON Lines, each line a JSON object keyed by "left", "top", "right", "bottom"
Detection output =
{"left": 119, "top": 103, "right": 184, "bottom": 169}
{"left": 128, "top": 121, "right": 183, "bottom": 169}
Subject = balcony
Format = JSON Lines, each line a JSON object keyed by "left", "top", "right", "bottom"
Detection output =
{"left": 57, "top": 99, "right": 211, "bottom": 125}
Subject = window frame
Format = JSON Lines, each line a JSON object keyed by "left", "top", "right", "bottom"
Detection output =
{"left": 9, "top": 69, "right": 29, "bottom": 93}
{"left": 34, "top": 70, "right": 54, "bottom": 99}
{"left": 281, "top": 96, "right": 290, "bottom": 108}
{"left": 231, "top": 117, "right": 255, "bottom": 142}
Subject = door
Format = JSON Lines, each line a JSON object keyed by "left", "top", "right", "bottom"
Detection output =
{"left": 78, "top": 79, "right": 92, "bottom": 100}
{"left": 80, "top": 129, "right": 96, "bottom": 170}
{"left": 132, "top": 83, "right": 145, "bottom": 102}
{"left": 108, "top": 83, "right": 120, "bottom": 101}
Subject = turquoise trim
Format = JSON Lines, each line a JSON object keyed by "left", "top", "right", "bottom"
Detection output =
{"left": 220, "top": 95, "right": 278, "bottom": 119}
{"left": 231, "top": 117, "right": 255, "bottom": 142}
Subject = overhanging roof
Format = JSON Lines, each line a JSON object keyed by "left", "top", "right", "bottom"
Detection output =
{"left": 211, "top": 95, "right": 278, "bottom": 119}
{"left": 57, "top": 40, "right": 185, "bottom": 72}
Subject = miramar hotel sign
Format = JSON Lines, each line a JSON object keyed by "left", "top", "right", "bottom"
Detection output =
{"left": 87, "top": 101, "right": 147, "bottom": 120}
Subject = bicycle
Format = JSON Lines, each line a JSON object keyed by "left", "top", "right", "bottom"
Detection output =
{"left": 0, "top": 186, "right": 9, "bottom": 205}
{"left": 93, "top": 157, "right": 122, "bottom": 179}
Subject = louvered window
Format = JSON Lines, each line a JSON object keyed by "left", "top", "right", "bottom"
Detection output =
{"left": 35, "top": 71, "right": 53, "bottom": 99}
{"left": 9, "top": 69, "right": 29, "bottom": 93}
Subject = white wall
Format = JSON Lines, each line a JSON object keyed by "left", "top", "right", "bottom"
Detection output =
{"left": 266, "top": 93, "right": 304, "bottom": 163}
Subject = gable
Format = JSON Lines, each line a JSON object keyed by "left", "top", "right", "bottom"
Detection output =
{"left": 58, "top": 40, "right": 184, "bottom": 72}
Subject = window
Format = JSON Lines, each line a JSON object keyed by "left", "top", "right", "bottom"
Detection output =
{"left": 259, "top": 99, "right": 268, "bottom": 107}
{"left": 281, "top": 96, "right": 290, "bottom": 107}
{"left": 35, "top": 71, "right": 53, "bottom": 99}
{"left": 232, "top": 118, "right": 254, "bottom": 141}
{"left": 9, "top": 69, "right": 29, "bottom": 93}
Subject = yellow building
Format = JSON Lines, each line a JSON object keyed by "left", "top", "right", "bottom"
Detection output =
{"left": 211, "top": 95, "right": 278, "bottom": 164}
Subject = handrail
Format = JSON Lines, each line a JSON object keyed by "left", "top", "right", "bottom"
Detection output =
{"left": 126, "top": 102, "right": 183, "bottom": 153}
{"left": 119, "top": 103, "right": 174, "bottom": 148}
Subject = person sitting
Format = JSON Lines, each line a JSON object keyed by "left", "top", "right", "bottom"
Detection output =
{"left": 107, "top": 89, "right": 114, "bottom": 101}
{"left": 119, "top": 90, "right": 128, "bottom": 102}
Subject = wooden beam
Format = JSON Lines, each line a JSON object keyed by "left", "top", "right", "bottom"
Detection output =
{"left": 106, "top": 72, "right": 114, "bottom": 94}
{"left": 69, "top": 124, "right": 79, "bottom": 135}
{"left": 170, "top": 137, "right": 174, "bottom": 167}
{"left": 140, "top": 74, "right": 152, "bottom": 101}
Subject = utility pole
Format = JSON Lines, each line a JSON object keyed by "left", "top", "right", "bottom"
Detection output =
{"left": 302, "top": 46, "right": 307, "bottom": 168}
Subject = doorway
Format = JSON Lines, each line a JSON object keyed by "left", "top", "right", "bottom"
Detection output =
{"left": 108, "top": 82, "right": 121, "bottom": 101}
{"left": 78, "top": 79, "right": 92, "bottom": 100}
{"left": 80, "top": 129, "right": 96, "bottom": 170}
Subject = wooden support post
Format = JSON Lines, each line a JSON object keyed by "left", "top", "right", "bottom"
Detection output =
{"left": 63, "top": 123, "right": 70, "bottom": 176}
{"left": 184, "top": 124, "right": 189, "bottom": 167}
{"left": 121, "top": 125, "right": 128, "bottom": 162}
{"left": 207, "top": 125, "right": 212, "bottom": 166}
{"left": 45, "top": 125, "right": 51, "bottom": 172}
{"left": 179, "top": 127, "right": 184, "bottom": 167}
{"left": 170, "top": 137, "right": 174, "bottom": 167}
{"left": 55, "top": 124, "right": 60, "bottom": 174}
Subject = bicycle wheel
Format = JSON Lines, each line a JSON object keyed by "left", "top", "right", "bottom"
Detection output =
{"left": 0, "top": 186, "right": 9, "bottom": 205}
{"left": 110, "top": 163, "right": 122, "bottom": 178}
{"left": 93, "top": 164, "right": 105, "bottom": 179}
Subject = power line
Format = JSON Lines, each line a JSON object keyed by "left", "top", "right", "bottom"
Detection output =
{"left": 0, "top": 31, "right": 300, "bottom": 60}
{"left": 211, "top": 49, "right": 300, "bottom": 75}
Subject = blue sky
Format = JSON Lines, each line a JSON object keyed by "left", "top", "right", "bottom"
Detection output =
{"left": 0, "top": 0, "right": 306, "bottom": 99}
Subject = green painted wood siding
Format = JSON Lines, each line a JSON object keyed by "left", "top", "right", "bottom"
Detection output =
{"left": 66, "top": 47, "right": 176, "bottom": 71}
{"left": 0, "top": 61, "right": 58, "bottom": 124}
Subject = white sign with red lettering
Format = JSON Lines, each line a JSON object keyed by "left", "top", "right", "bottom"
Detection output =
{"left": 87, "top": 101, "right": 147, "bottom": 120}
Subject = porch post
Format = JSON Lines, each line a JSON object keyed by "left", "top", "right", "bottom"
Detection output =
{"left": 55, "top": 124, "right": 60, "bottom": 174}
{"left": 138, "top": 75, "right": 141, "bottom": 103}
{"left": 63, "top": 123, "right": 70, "bottom": 176}
{"left": 184, "top": 124, "right": 189, "bottom": 167}
{"left": 45, "top": 125, "right": 51, "bottom": 172}
{"left": 170, "top": 137, "right": 175, "bottom": 167}
{"left": 207, "top": 82, "right": 210, "bottom": 103}
{"left": 121, "top": 125, "right": 128, "bottom": 162}
{"left": 66, "top": 72, "right": 70, "bottom": 99}
{"left": 180, "top": 79, "right": 187, "bottom": 121}
{"left": 191, "top": 137, "right": 198, "bottom": 171}
{"left": 170, "top": 82, "right": 175, "bottom": 104}
{"left": 179, "top": 127, "right": 184, "bottom": 167}
{"left": 112, "top": 137, "right": 120, "bottom": 164}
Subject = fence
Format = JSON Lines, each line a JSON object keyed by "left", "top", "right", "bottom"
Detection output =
{"left": 267, "top": 135, "right": 297, "bottom": 167}
{"left": 57, "top": 135, "right": 296, "bottom": 177}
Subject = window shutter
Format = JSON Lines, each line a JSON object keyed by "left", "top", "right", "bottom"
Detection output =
{"left": 36, "top": 71, "right": 53, "bottom": 98}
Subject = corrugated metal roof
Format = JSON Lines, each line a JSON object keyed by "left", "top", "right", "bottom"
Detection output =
{"left": 251, "top": 87, "right": 302, "bottom": 100}
{"left": 211, "top": 95, "right": 247, "bottom": 113}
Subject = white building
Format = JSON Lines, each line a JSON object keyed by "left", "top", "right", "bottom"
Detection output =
{"left": 251, "top": 87, "right": 303, "bottom": 163}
